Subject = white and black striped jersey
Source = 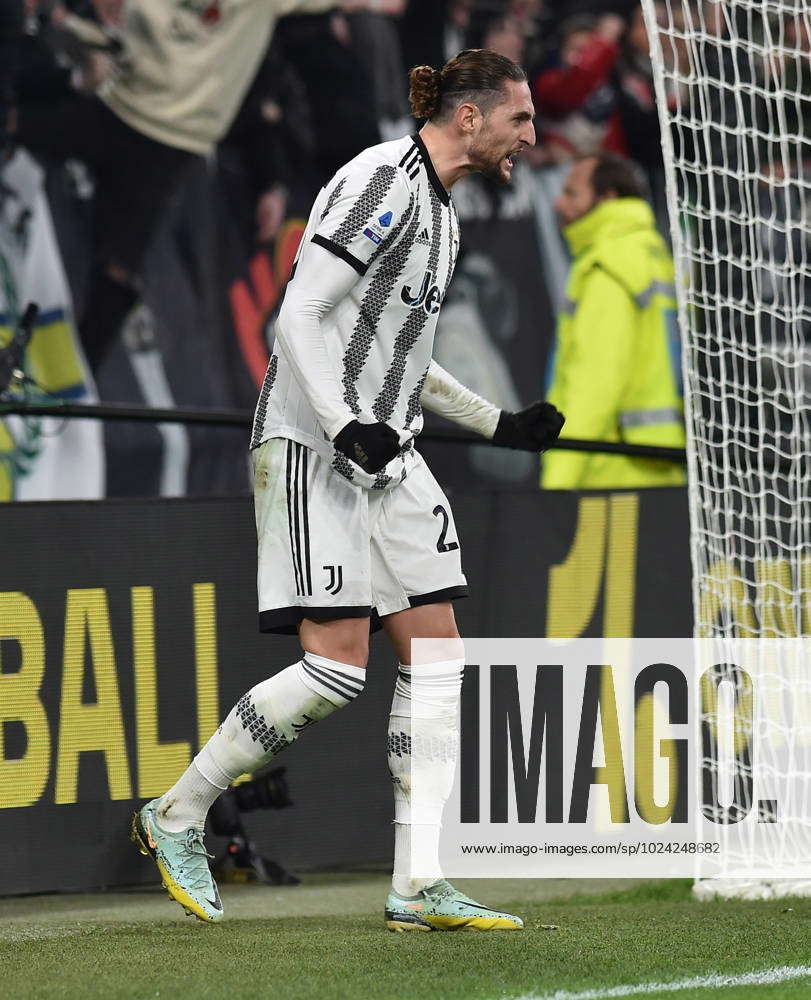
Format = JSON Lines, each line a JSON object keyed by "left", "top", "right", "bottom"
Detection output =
{"left": 250, "top": 133, "right": 461, "bottom": 490}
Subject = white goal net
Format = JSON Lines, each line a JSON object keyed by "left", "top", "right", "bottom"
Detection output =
{"left": 642, "top": 0, "right": 811, "bottom": 897}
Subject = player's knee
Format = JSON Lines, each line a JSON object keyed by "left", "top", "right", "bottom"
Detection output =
{"left": 299, "top": 618, "right": 369, "bottom": 669}
{"left": 391, "top": 628, "right": 463, "bottom": 667}
{"left": 338, "top": 642, "right": 369, "bottom": 670}
{"left": 301, "top": 638, "right": 368, "bottom": 670}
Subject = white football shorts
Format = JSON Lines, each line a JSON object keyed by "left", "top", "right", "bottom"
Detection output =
{"left": 252, "top": 437, "right": 468, "bottom": 634}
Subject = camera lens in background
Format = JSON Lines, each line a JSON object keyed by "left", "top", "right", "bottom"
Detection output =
{"left": 232, "top": 766, "right": 294, "bottom": 811}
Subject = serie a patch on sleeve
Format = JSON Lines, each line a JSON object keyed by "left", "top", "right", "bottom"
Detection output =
{"left": 362, "top": 209, "right": 395, "bottom": 246}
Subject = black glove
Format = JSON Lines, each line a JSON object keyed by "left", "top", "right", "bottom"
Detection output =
{"left": 492, "top": 401, "right": 565, "bottom": 452}
{"left": 333, "top": 419, "right": 401, "bottom": 474}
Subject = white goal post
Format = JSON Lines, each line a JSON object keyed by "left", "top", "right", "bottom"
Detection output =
{"left": 642, "top": 0, "right": 811, "bottom": 898}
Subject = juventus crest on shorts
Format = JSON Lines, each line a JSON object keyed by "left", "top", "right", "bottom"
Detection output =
{"left": 251, "top": 134, "right": 461, "bottom": 490}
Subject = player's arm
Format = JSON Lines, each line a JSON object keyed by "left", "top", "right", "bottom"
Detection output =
{"left": 420, "top": 359, "right": 565, "bottom": 451}
{"left": 276, "top": 164, "right": 413, "bottom": 474}
{"left": 541, "top": 266, "right": 635, "bottom": 488}
{"left": 275, "top": 243, "right": 401, "bottom": 474}
{"left": 275, "top": 241, "right": 358, "bottom": 441}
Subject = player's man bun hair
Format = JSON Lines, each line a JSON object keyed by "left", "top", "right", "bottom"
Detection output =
{"left": 409, "top": 65, "right": 443, "bottom": 120}
{"left": 409, "top": 49, "right": 527, "bottom": 122}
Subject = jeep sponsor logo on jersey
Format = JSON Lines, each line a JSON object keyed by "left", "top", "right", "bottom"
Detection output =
{"left": 401, "top": 269, "right": 442, "bottom": 314}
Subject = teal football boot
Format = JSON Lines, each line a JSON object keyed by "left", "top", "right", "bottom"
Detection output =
{"left": 385, "top": 879, "right": 523, "bottom": 932}
{"left": 131, "top": 799, "right": 223, "bottom": 923}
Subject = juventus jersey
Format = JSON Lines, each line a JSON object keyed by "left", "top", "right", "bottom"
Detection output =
{"left": 251, "top": 134, "right": 460, "bottom": 490}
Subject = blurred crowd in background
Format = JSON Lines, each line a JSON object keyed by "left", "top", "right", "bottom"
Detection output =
{"left": 3, "top": 0, "right": 679, "bottom": 301}
{"left": 1, "top": 0, "right": 808, "bottom": 500}
{"left": 3, "top": 0, "right": 810, "bottom": 343}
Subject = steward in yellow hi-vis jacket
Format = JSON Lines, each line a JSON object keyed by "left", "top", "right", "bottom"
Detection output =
{"left": 541, "top": 154, "right": 686, "bottom": 490}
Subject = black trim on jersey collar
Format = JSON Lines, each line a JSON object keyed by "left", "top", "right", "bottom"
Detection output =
{"left": 311, "top": 234, "right": 369, "bottom": 276}
{"left": 411, "top": 133, "right": 451, "bottom": 206}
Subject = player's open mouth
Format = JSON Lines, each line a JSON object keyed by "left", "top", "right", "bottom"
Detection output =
{"left": 505, "top": 150, "right": 522, "bottom": 168}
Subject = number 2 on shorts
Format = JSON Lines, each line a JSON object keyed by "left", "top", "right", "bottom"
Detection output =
{"left": 433, "top": 504, "right": 459, "bottom": 553}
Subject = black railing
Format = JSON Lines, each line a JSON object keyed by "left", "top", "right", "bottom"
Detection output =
{"left": 0, "top": 400, "right": 688, "bottom": 464}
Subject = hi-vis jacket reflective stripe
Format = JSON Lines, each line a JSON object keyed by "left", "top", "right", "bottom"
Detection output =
{"left": 542, "top": 197, "right": 686, "bottom": 490}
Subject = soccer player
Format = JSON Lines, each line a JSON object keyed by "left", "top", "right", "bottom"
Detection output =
{"left": 132, "top": 49, "right": 564, "bottom": 931}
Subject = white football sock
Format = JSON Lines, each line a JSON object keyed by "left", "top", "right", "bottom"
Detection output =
{"left": 388, "top": 658, "right": 464, "bottom": 897}
{"left": 153, "top": 761, "right": 223, "bottom": 834}
{"left": 156, "top": 654, "right": 364, "bottom": 832}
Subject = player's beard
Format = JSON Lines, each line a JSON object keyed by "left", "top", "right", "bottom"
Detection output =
{"left": 469, "top": 133, "right": 515, "bottom": 186}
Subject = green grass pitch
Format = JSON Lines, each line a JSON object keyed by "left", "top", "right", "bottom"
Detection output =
{"left": 1, "top": 876, "right": 809, "bottom": 999}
